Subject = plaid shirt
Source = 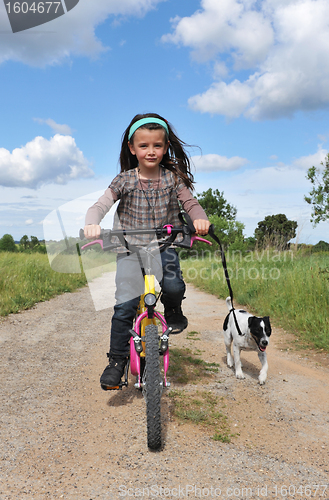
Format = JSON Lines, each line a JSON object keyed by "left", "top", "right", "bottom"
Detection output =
{"left": 110, "top": 166, "right": 185, "bottom": 248}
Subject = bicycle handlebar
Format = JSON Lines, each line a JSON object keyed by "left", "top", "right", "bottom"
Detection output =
{"left": 79, "top": 222, "right": 212, "bottom": 252}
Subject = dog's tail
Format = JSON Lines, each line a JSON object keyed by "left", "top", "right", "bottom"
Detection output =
{"left": 226, "top": 296, "right": 233, "bottom": 311}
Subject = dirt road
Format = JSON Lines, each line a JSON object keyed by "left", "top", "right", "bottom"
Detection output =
{"left": 1, "top": 283, "right": 328, "bottom": 499}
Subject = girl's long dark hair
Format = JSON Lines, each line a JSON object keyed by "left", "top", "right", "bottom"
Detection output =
{"left": 119, "top": 113, "right": 195, "bottom": 190}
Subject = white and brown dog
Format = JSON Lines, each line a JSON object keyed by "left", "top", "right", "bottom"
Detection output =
{"left": 223, "top": 297, "right": 271, "bottom": 385}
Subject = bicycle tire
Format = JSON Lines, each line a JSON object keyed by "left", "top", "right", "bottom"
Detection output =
{"left": 144, "top": 324, "right": 162, "bottom": 450}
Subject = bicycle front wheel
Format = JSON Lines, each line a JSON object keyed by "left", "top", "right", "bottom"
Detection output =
{"left": 144, "top": 324, "right": 162, "bottom": 450}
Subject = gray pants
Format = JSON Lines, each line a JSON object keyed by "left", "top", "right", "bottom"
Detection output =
{"left": 110, "top": 248, "right": 185, "bottom": 356}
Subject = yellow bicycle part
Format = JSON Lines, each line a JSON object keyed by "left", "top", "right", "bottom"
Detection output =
{"left": 138, "top": 274, "right": 157, "bottom": 357}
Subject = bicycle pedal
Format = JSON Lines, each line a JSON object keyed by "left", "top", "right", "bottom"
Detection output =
{"left": 101, "top": 379, "right": 128, "bottom": 391}
{"left": 101, "top": 384, "right": 120, "bottom": 391}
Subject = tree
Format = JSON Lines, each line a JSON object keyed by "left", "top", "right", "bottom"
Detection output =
{"left": 0, "top": 234, "right": 17, "bottom": 252}
{"left": 254, "top": 214, "right": 297, "bottom": 249}
{"left": 178, "top": 214, "right": 247, "bottom": 259}
{"left": 19, "top": 235, "right": 30, "bottom": 251}
{"left": 304, "top": 153, "right": 329, "bottom": 224}
{"left": 30, "top": 236, "right": 40, "bottom": 249}
{"left": 196, "top": 188, "right": 237, "bottom": 221}
{"left": 244, "top": 236, "right": 257, "bottom": 251}
{"left": 208, "top": 214, "right": 245, "bottom": 250}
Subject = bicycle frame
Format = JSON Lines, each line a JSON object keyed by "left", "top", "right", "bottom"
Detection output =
{"left": 129, "top": 266, "right": 170, "bottom": 390}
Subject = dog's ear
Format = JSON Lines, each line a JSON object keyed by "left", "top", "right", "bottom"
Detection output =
{"left": 248, "top": 316, "right": 257, "bottom": 329}
{"left": 263, "top": 316, "right": 272, "bottom": 336}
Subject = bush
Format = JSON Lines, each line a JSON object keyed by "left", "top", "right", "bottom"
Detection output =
{"left": 19, "top": 235, "right": 47, "bottom": 253}
{"left": 312, "top": 240, "right": 329, "bottom": 253}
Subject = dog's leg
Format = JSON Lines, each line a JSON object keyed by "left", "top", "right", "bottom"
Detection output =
{"left": 258, "top": 352, "right": 268, "bottom": 385}
{"left": 224, "top": 331, "right": 234, "bottom": 368}
{"left": 233, "top": 344, "right": 245, "bottom": 379}
{"left": 226, "top": 345, "right": 234, "bottom": 368}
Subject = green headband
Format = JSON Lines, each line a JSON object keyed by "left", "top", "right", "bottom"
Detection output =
{"left": 128, "top": 117, "right": 169, "bottom": 141}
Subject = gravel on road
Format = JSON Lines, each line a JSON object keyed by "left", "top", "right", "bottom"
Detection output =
{"left": 1, "top": 283, "right": 328, "bottom": 499}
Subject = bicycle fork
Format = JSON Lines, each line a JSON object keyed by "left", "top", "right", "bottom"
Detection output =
{"left": 130, "top": 273, "right": 171, "bottom": 389}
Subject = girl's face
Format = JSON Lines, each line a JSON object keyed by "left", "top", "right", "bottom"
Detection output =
{"left": 128, "top": 128, "right": 169, "bottom": 176}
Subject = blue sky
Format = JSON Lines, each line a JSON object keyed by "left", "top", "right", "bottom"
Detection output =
{"left": 1, "top": 0, "right": 329, "bottom": 244}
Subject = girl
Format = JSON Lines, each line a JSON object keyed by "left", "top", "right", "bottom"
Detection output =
{"left": 84, "top": 113, "right": 210, "bottom": 390}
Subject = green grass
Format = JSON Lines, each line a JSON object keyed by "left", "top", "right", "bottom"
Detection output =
{"left": 168, "top": 347, "right": 219, "bottom": 384}
{"left": 186, "top": 330, "right": 201, "bottom": 340}
{"left": 181, "top": 249, "right": 329, "bottom": 351}
{"left": 0, "top": 252, "right": 87, "bottom": 316}
{"left": 79, "top": 247, "right": 117, "bottom": 280}
{"left": 167, "top": 346, "right": 232, "bottom": 442}
{"left": 169, "top": 389, "right": 232, "bottom": 443}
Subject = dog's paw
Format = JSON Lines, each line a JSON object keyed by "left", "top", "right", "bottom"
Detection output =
{"left": 258, "top": 375, "right": 267, "bottom": 385}
{"left": 235, "top": 371, "right": 245, "bottom": 380}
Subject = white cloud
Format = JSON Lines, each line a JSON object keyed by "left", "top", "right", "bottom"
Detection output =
{"left": 0, "top": 0, "right": 164, "bottom": 66}
{"left": 290, "top": 147, "right": 327, "bottom": 171}
{"left": 0, "top": 134, "right": 93, "bottom": 188}
{"left": 162, "top": 0, "right": 273, "bottom": 68}
{"left": 192, "top": 153, "right": 249, "bottom": 172}
{"left": 34, "top": 118, "right": 73, "bottom": 135}
{"left": 163, "top": 0, "right": 329, "bottom": 120}
{"left": 25, "top": 219, "right": 33, "bottom": 225}
{"left": 188, "top": 79, "right": 254, "bottom": 118}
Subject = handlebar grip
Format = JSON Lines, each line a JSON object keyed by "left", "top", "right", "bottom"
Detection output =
{"left": 208, "top": 224, "right": 216, "bottom": 238}
{"left": 80, "top": 227, "right": 105, "bottom": 240}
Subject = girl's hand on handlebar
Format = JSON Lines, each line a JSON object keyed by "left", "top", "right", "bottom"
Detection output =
{"left": 84, "top": 224, "right": 101, "bottom": 239}
{"left": 193, "top": 219, "right": 210, "bottom": 236}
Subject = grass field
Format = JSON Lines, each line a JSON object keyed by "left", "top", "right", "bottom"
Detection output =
{"left": 0, "top": 252, "right": 87, "bottom": 317}
{"left": 181, "top": 249, "right": 329, "bottom": 351}
{"left": 2, "top": 248, "right": 329, "bottom": 351}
